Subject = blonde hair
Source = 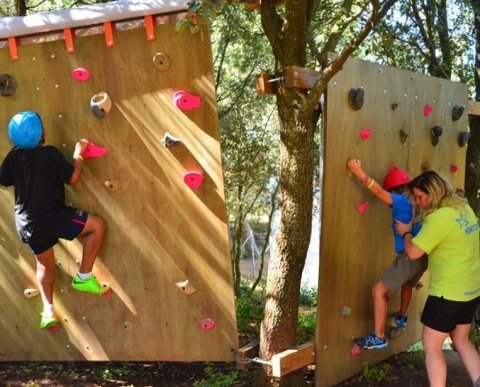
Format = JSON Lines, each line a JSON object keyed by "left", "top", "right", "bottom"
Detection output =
{"left": 408, "top": 170, "right": 467, "bottom": 218}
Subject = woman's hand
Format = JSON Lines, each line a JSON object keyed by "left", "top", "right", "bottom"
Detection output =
{"left": 395, "top": 220, "right": 412, "bottom": 236}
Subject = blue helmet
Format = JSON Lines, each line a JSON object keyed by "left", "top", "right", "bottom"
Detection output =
{"left": 8, "top": 111, "right": 43, "bottom": 149}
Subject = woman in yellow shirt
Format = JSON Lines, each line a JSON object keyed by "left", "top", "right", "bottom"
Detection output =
{"left": 396, "top": 170, "right": 480, "bottom": 387}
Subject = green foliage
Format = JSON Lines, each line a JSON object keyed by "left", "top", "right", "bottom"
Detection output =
{"left": 357, "top": 361, "right": 394, "bottom": 383}
{"left": 400, "top": 350, "right": 425, "bottom": 370}
{"left": 193, "top": 363, "right": 238, "bottom": 387}
{"left": 96, "top": 362, "right": 138, "bottom": 380}
{"left": 236, "top": 282, "right": 264, "bottom": 333}
{"left": 299, "top": 286, "right": 318, "bottom": 307}
{"left": 296, "top": 310, "right": 316, "bottom": 343}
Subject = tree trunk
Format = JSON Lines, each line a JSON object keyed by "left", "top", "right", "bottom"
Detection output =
{"left": 256, "top": 99, "right": 315, "bottom": 386}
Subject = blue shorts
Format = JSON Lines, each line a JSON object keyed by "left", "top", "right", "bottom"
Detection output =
{"left": 421, "top": 295, "right": 480, "bottom": 333}
{"left": 28, "top": 208, "right": 88, "bottom": 255}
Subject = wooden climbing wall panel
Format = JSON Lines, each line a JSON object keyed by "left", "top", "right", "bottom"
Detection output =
{"left": 317, "top": 57, "right": 469, "bottom": 386}
{"left": 0, "top": 20, "right": 237, "bottom": 360}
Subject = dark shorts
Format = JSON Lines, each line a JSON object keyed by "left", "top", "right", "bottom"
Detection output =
{"left": 28, "top": 208, "right": 88, "bottom": 255}
{"left": 421, "top": 295, "right": 480, "bottom": 333}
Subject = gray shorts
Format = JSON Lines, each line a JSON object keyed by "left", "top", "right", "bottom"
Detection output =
{"left": 380, "top": 251, "right": 428, "bottom": 292}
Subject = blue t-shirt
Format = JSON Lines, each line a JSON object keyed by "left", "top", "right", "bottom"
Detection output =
{"left": 391, "top": 193, "right": 421, "bottom": 253}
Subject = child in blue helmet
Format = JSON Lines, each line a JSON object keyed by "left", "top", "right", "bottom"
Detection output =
{"left": 0, "top": 111, "right": 108, "bottom": 330}
{"left": 347, "top": 158, "right": 428, "bottom": 350}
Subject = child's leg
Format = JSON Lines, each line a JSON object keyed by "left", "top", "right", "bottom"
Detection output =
{"left": 77, "top": 214, "right": 105, "bottom": 274}
{"left": 34, "top": 247, "right": 56, "bottom": 311}
{"left": 372, "top": 280, "right": 389, "bottom": 338}
{"left": 399, "top": 283, "right": 413, "bottom": 316}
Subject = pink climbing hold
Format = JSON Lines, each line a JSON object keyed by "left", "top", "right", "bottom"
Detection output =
{"left": 360, "top": 128, "right": 372, "bottom": 141}
{"left": 450, "top": 165, "right": 458, "bottom": 173}
{"left": 423, "top": 104, "right": 433, "bottom": 116}
{"left": 71, "top": 67, "right": 90, "bottom": 82}
{"left": 183, "top": 171, "right": 204, "bottom": 189}
{"left": 357, "top": 201, "right": 369, "bottom": 213}
{"left": 83, "top": 143, "right": 109, "bottom": 159}
{"left": 174, "top": 91, "right": 201, "bottom": 111}
{"left": 200, "top": 318, "right": 215, "bottom": 331}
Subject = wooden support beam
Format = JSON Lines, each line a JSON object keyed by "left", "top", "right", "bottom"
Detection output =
{"left": 271, "top": 341, "right": 315, "bottom": 378}
{"left": 236, "top": 340, "right": 259, "bottom": 370}
{"left": 468, "top": 100, "right": 480, "bottom": 117}
{"left": 256, "top": 73, "right": 276, "bottom": 95}
{"left": 284, "top": 66, "right": 320, "bottom": 90}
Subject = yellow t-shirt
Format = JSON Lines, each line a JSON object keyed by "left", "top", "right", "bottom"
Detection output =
{"left": 412, "top": 205, "right": 480, "bottom": 301}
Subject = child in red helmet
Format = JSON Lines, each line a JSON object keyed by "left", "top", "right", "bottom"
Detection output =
{"left": 347, "top": 158, "right": 428, "bottom": 350}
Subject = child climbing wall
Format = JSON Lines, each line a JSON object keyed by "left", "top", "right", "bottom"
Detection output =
{"left": 0, "top": 2, "right": 237, "bottom": 361}
{"left": 316, "top": 56, "right": 469, "bottom": 386}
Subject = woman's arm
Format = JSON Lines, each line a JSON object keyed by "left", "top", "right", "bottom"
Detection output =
{"left": 395, "top": 220, "right": 426, "bottom": 260}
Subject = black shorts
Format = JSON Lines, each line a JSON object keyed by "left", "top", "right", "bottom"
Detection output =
{"left": 421, "top": 295, "right": 480, "bottom": 333}
{"left": 28, "top": 208, "right": 88, "bottom": 255}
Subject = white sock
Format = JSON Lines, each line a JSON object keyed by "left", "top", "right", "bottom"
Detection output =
{"left": 77, "top": 272, "right": 92, "bottom": 280}
{"left": 43, "top": 303, "right": 54, "bottom": 317}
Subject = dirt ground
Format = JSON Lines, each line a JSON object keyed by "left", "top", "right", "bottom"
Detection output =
{"left": 0, "top": 349, "right": 473, "bottom": 386}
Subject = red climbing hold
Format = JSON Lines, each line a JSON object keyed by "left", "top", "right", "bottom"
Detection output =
{"left": 83, "top": 143, "right": 109, "bottom": 159}
{"left": 360, "top": 128, "right": 372, "bottom": 141}
{"left": 174, "top": 91, "right": 201, "bottom": 111}
{"left": 200, "top": 318, "right": 215, "bottom": 331}
{"left": 450, "top": 165, "right": 458, "bottom": 173}
{"left": 423, "top": 104, "right": 433, "bottom": 116}
{"left": 183, "top": 171, "right": 204, "bottom": 189}
{"left": 72, "top": 67, "right": 90, "bottom": 82}
{"left": 357, "top": 201, "right": 369, "bottom": 213}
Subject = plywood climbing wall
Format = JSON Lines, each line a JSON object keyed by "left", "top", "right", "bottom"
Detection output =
{"left": 0, "top": 18, "right": 237, "bottom": 360}
{"left": 316, "top": 57, "right": 469, "bottom": 386}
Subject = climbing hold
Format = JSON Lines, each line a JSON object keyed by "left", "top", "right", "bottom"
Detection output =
{"left": 341, "top": 305, "right": 352, "bottom": 317}
{"left": 90, "top": 92, "right": 112, "bottom": 118}
{"left": 360, "top": 128, "right": 372, "bottom": 141}
{"left": 357, "top": 201, "right": 369, "bottom": 214}
{"left": 348, "top": 87, "right": 364, "bottom": 110}
{"left": 423, "top": 104, "right": 433, "bottom": 116}
{"left": 71, "top": 67, "right": 90, "bottom": 82}
{"left": 101, "top": 282, "right": 112, "bottom": 297}
{"left": 458, "top": 131, "right": 469, "bottom": 147}
{"left": 399, "top": 129, "right": 408, "bottom": 145}
{"left": 452, "top": 105, "right": 465, "bottom": 121}
{"left": 123, "top": 320, "right": 133, "bottom": 331}
{"left": 391, "top": 102, "right": 398, "bottom": 111}
{"left": 153, "top": 52, "right": 172, "bottom": 72}
{"left": 174, "top": 91, "right": 201, "bottom": 111}
{"left": 183, "top": 171, "right": 204, "bottom": 189}
{"left": 421, "top": 162, "right": 431, "bottom": 172}
{"left": 175, "top": 280, "right": 197, "bottom": 295}
{"left": 431, "top": 126, "right": 443, "bottom": 146}
{"left": 0, "top": 74, "right": 16, "bottom": 96}
{"left": 24, "top": 288, "right": 39, "bottom": 298}
{"left": 200, "top": 318, "right": 215, "bottom": 331}
{"left": 161, "top": 132, "right": 182, "bottom": 148}
{"left": 431, "top": 126, "right": 443, "bottom": 137}
{"left": 83, "top": 143, "right": 109, "bottom": 159}
{"left": 450, "top": 165, "right": 458, "bottom": 173}
{"left": 104, "top": 180, "right": 118, "bottom": 191}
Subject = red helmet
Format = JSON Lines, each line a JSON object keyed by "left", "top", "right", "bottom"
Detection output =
{"left": 383, "top": 166, "right": 411, "bottom": 190}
